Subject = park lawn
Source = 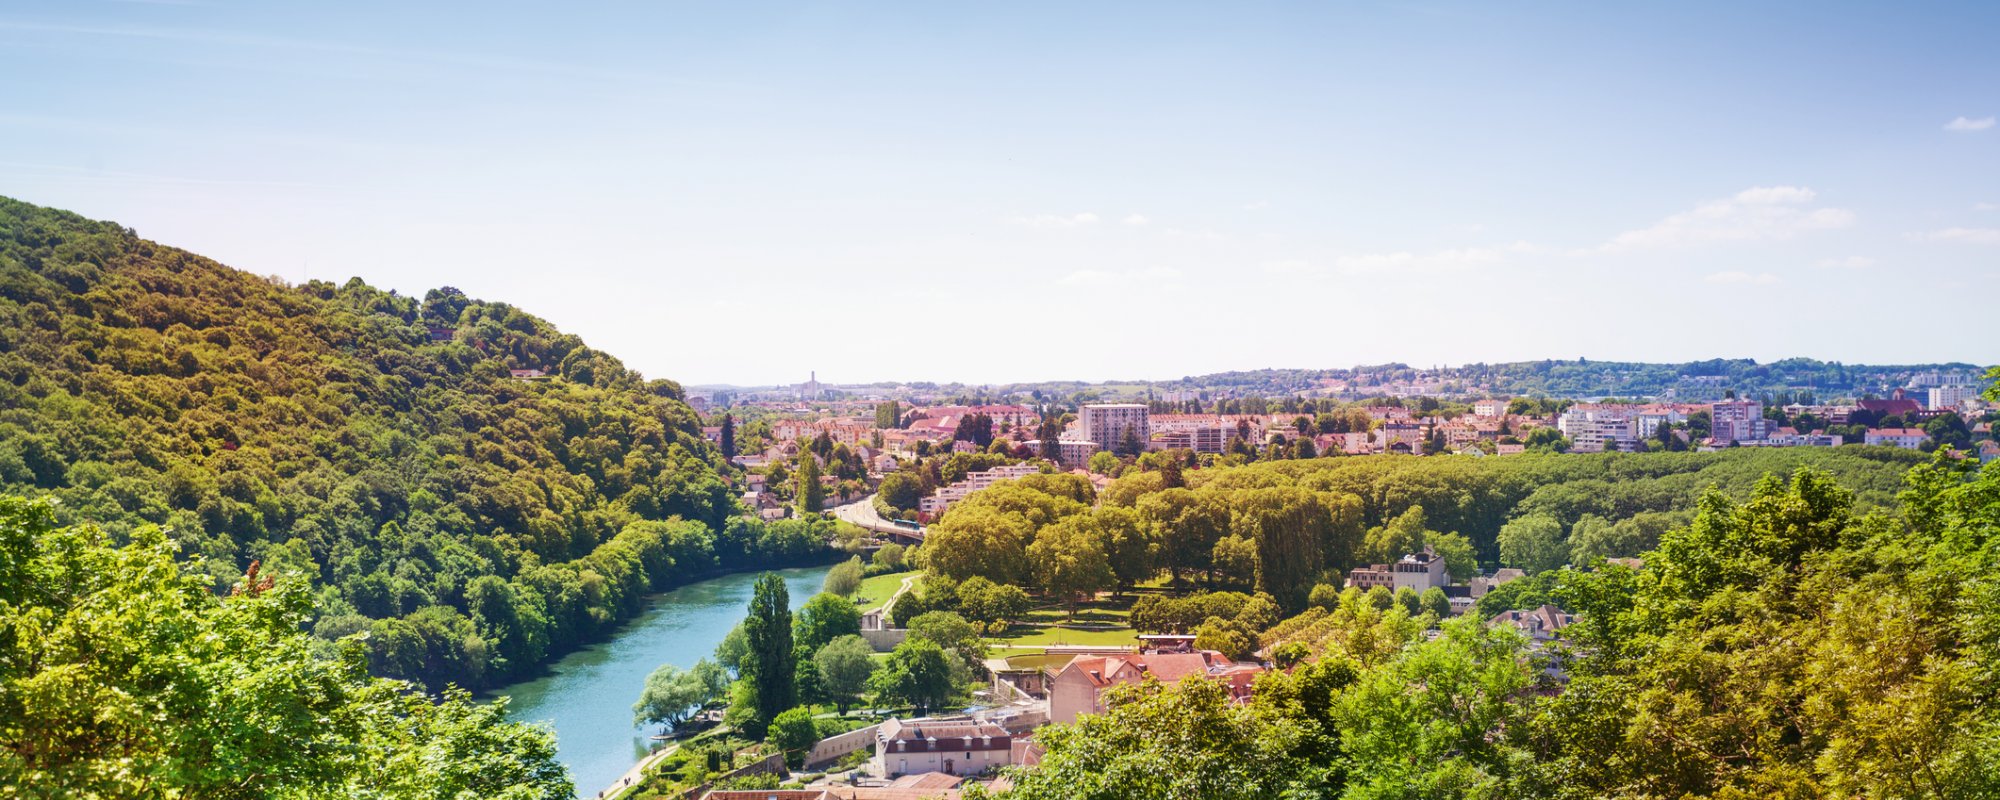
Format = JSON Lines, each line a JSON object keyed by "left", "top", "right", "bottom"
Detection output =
{"left": 981, "top": 592, "right": 1145, "bottom": 649}
{"left": 856, "top": 571, "right": 911, "bottom": 613}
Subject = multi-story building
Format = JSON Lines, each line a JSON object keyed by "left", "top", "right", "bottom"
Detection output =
{"left": 1632, "top": 405, "right": 1688, "bottom": 439}
{"left": 1391, "top": 546, "right": 1450, "bottom": 593}
{"left": 1147, "top": 415, "right": 1241, "bottom": 453}
{"left": 1710, "top": 400, "right": 1770, "bottom": 445}
{"left": 1077, "top": 404, "right": 1150, "bottom": 454}
{"left": 872, "top": 718, "right": 1013, "bottom": 778}
{"left": 1558, "top": 405, "right": 1639, "bottom": 452}
{"left": 1472, "top": 399, "right": 1510, "bottom": 418}
{"left": 919, "top": 464, "right": 1042, "bottom": 516}
{"left": 1864, "top": 428, "right": 1929, "bottom": 450}
{"left": 1928, "top": 385, "right": 1978, "bottom": 411}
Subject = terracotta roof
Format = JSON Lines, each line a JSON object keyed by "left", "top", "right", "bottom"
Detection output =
{"left": 1062, "top": 652, "right": 1230, "bottom": 688}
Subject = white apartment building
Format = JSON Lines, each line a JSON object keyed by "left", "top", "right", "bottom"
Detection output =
{"left": 1558, "top": 405, "right": 1639, "bottom": 453}
{"left": 1077, "top": 404, "right": 1150, "bottom": 454}
{"left": 1632, "top": 406, "right": 1687, "bottom": 439}
{"left": 1710, "top": 400, "right": 1770, "bottom": 445}
{"left": 918, "top": 464, "right": 1041, "bottom": 515}
{"left": 1928, "top": 385, "right": 1978, "bottom": 411}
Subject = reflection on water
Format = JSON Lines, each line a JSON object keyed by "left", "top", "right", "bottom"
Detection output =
{"left": 493, "top": 565, "right": 832, "bottom": 797}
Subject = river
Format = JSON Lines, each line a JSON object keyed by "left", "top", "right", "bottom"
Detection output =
{"left": 493, "top": 565, "right": 834, "bottom": 797}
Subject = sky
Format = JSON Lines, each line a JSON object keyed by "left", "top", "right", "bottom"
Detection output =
{"left": 2, "top": 1, "right": 1997, "bottom": 386}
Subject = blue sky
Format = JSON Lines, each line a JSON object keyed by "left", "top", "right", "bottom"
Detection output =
{"left": 2, "top": 1, "right": 1996, "bottom": 385}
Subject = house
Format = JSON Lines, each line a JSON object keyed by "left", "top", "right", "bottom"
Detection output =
{"left": 1345, "top": 564, "right": 1395, "bottom": 590}
{"left": 508, "top": 368, "right": 548, "bottom": 379}
{"left": 1468, "top": 568, "right": 1524, "bottom": 599}
{"left": 1346, "top": 545, "right": 1448, "bottom": 593}
{"left": 1864, "top": 428, "right": 1929, "bottom": 450}
{"left": 1391, "top": 545, "right": 1450, "bottom": 592}
{"left": 1491, "top": 604, "right": 1573, "bottom": 644}
{"left": 1472, "top": 399, "right": 1509, "bottom": 417}
{"left": 872, "top": 718, "right": 1012, "bottom": 778}
{"left": 1048, "top": 651, "right": 1263, "bottom": 724}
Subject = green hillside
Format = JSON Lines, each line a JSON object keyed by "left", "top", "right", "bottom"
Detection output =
{"left": 0, "top": 197, "right": 829, "bottom": 690}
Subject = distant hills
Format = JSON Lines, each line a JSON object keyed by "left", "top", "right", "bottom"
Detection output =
{"left": 703, "top": 359, "right": 1992, "bottom": 405}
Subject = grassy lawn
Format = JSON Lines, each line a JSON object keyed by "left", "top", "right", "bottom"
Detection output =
{"left": 855, "top": 571, "right": 912, "bottom": 613}
{"left": 980, "top": 593, "right": 1145, "bottom": 649}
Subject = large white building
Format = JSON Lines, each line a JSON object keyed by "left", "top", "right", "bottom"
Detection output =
{"left": 1710, "top": 399, "right": 1771, "bottom": 445}
{"left": 1928, "top": 385, "right": 1978, "bottom": 411}
{"left": 1557, "top": 405, "right": 1639, "bottom": 453}
{"left": 1076, "top": 404, "right": 1150, "bottom": 455}
{"left": 918, "top": 464, "right": 1043, "bottom": 516}
{"left": 872, "top": 718, "right": 1013, "bottom": 778}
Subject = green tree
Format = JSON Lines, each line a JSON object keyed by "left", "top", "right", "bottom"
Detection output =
{"left": 874, "top": 542, "right": 906, "bottom": 572}
{"left": 720, "top": 413, "right": 737, "bottom": 458}
{"left": 814, "top": 635, "right": 878, "bottom": 714}
{"left": 769, "top": 707, "right": 819, "bottom": 768}
{"left": 1497, "top": 513, "right": 1568, "bottom": 574}
{"left": 0, "top": 498, "right": 572, "bottom": 799}
{"left": 741, "top": 573, "right": 795, "bottom": 735}
{"left": 870, "top": 638, "right": 958, "bottom": 715}
{"left": 1524, "top": 427, "right": 1571, "bottom": 454}
{"left": 824, "top": 556, "right": 864, "bottom": 597}
{"left": 1005, "top": 677, "right": 1328, "bottom": 800}
{"left": 633, "top": 659, "right": 727, "bottom": 731}
{"left": 906, "top": 610, "right": 986, "bottom": 674}
{"left": 1193, "top": 616, "right": 1257, "bottom": 661}
{"left": 1088, "top": 450, "right": 1121, "bottom": 475}
{"left": 714, "top": 622, "right": 749, "bottom": 675}
{"left": 796, "top": 456, "right": 826, "bottom": 515}
{"left": 1419, "top": 586, "right": 1450, "bottom": 620}
{"left": 793, "top": 591, "right": 863, "bottom": 652}
{"left": 1029, "top": 516, "right": 1116, "bottom": 617}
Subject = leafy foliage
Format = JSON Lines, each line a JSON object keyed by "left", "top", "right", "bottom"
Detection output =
{"left": 0, "top": 496, "right": 571, "bottom": 799}
{"left": 0, "top": 198, "right": 837, "bottom": 690}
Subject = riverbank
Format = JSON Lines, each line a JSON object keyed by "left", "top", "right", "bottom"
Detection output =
{"left": 492, "top": 565, "right": 836, "bottom": 798}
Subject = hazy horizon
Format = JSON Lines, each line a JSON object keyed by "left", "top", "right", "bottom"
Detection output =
{"left": 5, "top": 1, "right": 1997, "bottom": 385}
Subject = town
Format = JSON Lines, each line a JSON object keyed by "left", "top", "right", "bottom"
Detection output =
{"left": 631, "top": 364, "right": 1999, "bottom": 800}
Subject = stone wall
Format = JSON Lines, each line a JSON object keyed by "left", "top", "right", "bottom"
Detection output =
{"left": 804, "top": 723, "right": 881, "bottom": 770}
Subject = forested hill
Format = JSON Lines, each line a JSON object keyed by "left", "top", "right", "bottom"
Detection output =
{"left": 0, "top": 197, "right": 823, "bottom": 690}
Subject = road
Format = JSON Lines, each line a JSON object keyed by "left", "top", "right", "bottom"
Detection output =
{"left": 597, "top": 742, "right": 676, "bottom": 800}
{"left": 830, "top": 494, "right": 925, "bottom": 540}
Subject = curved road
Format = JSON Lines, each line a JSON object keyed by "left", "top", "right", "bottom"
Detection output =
{"left": 831, "top": 494, "right": 925, "bottom": 539}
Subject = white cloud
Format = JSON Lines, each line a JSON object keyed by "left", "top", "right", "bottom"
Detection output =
{"left": 1913, "top": 227, "right": 2000, "bottom": 245}
{"left": 1814, "top": 256, "right": 1874, "bottom": 269}
{"left": 1945, "top": 116, "right": 1996, "bottom": 132}
{"left": 1259, "top": 259, "right": 1315, "bottom": 275}
{"left": 1975, "top": 202, "right": 1999, "bottom": 212}
{"left": 1013, "top": 212, "right": 1099, "bottom": 228}
{"left": 1705, "top": 270, "right": 1781, "bottom": 285}
{"left": 1243, "top": 200, "right": 1270, "bottom": 211}
{"left": 1121, "top": 213, "right": 1150, "bottom": 226}
{"left": 1057, "top": 266, "right": 1181, "bottom": 287}
{"left": 1268, "top": 242, "right": 1539, "bottom": 277}
{"left": 1162, "top": 227, "right": 1224, "bottom": 243}
{"left": 1601, "top": 186, "right": 1854, "bottom": 251}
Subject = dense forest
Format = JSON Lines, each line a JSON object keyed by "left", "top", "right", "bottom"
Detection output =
{"left": 0, "top": 197, "right": 837, "bottom": 690}
{"left": 919, "top": 447, "right": 1924, "bottom": 612}
{"left": 0, "top": 496, "right": 573, "bottom": 799}
{"left": 1000, "top": 455, "right": 2000, "bottom": 798}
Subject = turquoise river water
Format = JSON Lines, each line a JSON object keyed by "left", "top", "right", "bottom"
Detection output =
{"left": 492, "top": 565, "right": 834, "bottom": 797}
